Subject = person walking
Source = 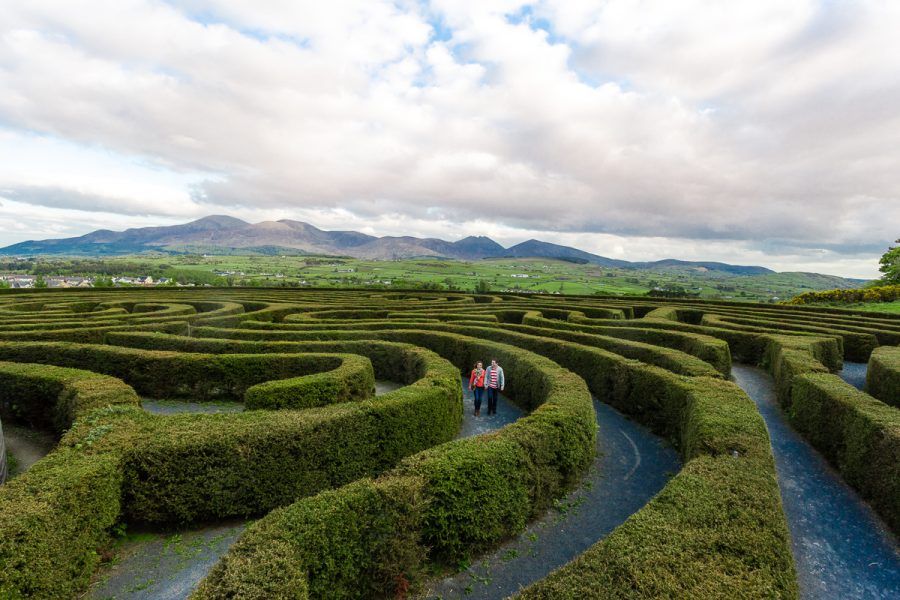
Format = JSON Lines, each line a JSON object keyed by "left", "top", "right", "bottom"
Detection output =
{"left": 468, "top": 361, "right": 486, "bottom": 416}
{"left": 484, "top": 358, "right": 504, "bottom": 416}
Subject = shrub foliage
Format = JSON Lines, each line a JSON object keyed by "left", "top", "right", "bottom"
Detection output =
{"left": 0, "top": 288, "right": 895, "bottom": 599}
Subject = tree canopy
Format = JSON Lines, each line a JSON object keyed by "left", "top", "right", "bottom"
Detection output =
{"left": 879, "top": 239, "right": 900, "bottom": 284}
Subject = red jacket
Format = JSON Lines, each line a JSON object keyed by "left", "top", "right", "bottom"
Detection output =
{"left": 469, "top": 368, "right": 485, "bottom": 388}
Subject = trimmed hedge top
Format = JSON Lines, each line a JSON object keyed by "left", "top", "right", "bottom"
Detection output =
{"left": 0, "top": 288, "right": 896, "bottom": 599}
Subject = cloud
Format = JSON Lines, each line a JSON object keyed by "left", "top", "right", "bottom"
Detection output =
{"left": 0, "top": 0, "right": 897, "bottom": 277}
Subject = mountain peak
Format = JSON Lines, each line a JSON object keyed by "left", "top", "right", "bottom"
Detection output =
{"left": 0, "top": 214, "right": 778, "bottom": 276}
{"left": 189, "top": 215, "right": 248, "bottom": 229}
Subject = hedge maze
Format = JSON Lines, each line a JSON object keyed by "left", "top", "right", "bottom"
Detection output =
{"left": 0, "top": 289, "right": 897, "bottom": 598}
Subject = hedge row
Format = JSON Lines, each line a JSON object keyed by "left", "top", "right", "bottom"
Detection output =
{"left": 0, "top": 320, "right": 187, "bottom": 343}
{"left": 0, "top": 361, "right": 140, "bottom": 434}
{"left": 195, "top": 330, "right": 597, "bottom": 598}
{"left": 702, "top": 313, "right": 883, "bottom": 361}
{"left": 500, "top": 323, "right": 724, "bottom": 378}
{"left": 194, "top": 323, "right": 795, "bottom": 598}
{"left": 0, "top": 363, "right": 139, "bottom": 598}
{"left": 232, "top": 318, "right": 723, "bottom": 379}
{"left": 517, "top": 377, "right": 795, "bottom": 599}
{"left": 788, "top": 373, "right": 899, "bottom": 532}
{"left": 0, "top": 341, "right": 460, "bottom": 525}
{"left": 788, "top": 284, "right": 900, "bottom": 305}
{"left": 0, "top": 417, "right": 5, "bottom": 484}
{"left": 520, "top": 312, "right": 732, "bottom": 373}
{"left": 866, "top": 346, "right": 900, "bottom": 407}
{"left": 0, "top": 342, "right": 461, "bottom": 598}
{"left": 755, "top": 335, "right": 899, "bottom": 535}
{"left": 0, "top": 342, "right": 369, "bottom": 404}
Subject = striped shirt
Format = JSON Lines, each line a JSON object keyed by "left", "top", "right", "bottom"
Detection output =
{"left": 486, "top": 365, "right": 503, "bottom": 388}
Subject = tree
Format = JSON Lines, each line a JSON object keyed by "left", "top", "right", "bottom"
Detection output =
{"left": 878, "top": 239, "right": 900, "bottom": 284}
{"left": 474, "top": 279, "right": 491, "bottom": 294}
{"left": 34, "top": 275, "right": 48, "bottom": 289}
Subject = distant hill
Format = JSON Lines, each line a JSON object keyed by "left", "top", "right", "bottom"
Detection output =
{"left": 0, "top": 214, "right": 800, "bottom": 277}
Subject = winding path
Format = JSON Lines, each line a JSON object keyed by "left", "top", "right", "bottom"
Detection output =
{"left": 837, "top": 361, "right": 868, "bottom": 391}
{"left": 423, "top": 397, "right": 680, "bottom": 599}
{"left": 732, "top": 365, "right": 899, "bottom": 599}
{"left": 89, "top": 377, "right": 520, "bottom": 599}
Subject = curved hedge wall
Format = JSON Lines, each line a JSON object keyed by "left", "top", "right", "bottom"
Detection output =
{"left": 867, "top": 346, "right": 900, "bottom": 407}
{"left": 0, "top": 288, "right": 895, "bottom": 598}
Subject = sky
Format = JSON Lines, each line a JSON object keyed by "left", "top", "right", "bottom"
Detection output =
{"left": 0, "top": 1, "right": 898, "bottom": 278}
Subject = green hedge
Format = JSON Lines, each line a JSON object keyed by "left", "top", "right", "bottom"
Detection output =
{"left": 0, "top": 450, "right": 123, "bottom": 599}
{"left": 0, "top": 342, "right": 460, "bottom": 525}
{"left": 194, "top": 325, "right": 796, "bottom": 598}
{"left": 0, "top": 361, "right": 141, "bottom": 434}
{"left": 0, "top": 341, "right": 460, "bottom": 597}
{"left": 0, "top": 320, "right": 187, "bottom": 343}
{"left": 517, "top": 376, "right": 796, "bottom": 599}
{"left": 194, "top": 331, "right": 596, "bottom": 598}
{"left": 500, "top": 323, "right": 724, "bottom": 378}
{"left": 0, "top": 343, "right": 369, "bottom": 404}
{"left": 244, "top": 355, "right": 374, "bottom": 410}
{"left": 521, "top": 312, "right": 732, "bottom": 373}
{"left": 0, "top": 363, "right": 139, "bottom": 598}
{"left": 702, "top": 313, "right": 879, "bottom": 362}
{"left": 195, "top": 476, "right": 423, "bottom": 600}
{"left": 789, "top": 373, "right": 899, "bottom": 532}
{"left": 867, "top": 346, "right": 900, "bottom": 407}
{"left": 761, "top": 335, "right": 899, "bottom": 534}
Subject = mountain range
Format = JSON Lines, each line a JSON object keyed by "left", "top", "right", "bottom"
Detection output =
{"left": 1, "top": 215, "right": 778, "bottom": 275}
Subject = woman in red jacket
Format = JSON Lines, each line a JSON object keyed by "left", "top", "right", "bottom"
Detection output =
{"left": 468, "top": 361, "right": 486, "bottom": 416}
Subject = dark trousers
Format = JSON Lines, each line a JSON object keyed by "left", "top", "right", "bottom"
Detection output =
{"left": 486, "top": 387, "right": 499, "bottom": 415}
{"left": 473, "top": 386, "right": 484, "bottom": 412}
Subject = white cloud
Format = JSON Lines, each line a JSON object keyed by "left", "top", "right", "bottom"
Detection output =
{"left": 0, "top": 0, "right": 897, "bottom": 278}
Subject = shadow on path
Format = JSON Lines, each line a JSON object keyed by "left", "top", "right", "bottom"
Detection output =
{"left": 837, "top": 361, "right": 868, "bottom": 391}
{"left": 423, "top": 397, "right": 680, "bottom": 599}
{"left": 2, "top": 422, "right": 55, "bottom": 476}
{"left": 732, "top": 365, "right": 899, "bottom": 599}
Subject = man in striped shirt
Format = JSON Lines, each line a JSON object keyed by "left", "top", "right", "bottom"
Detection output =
{"left": 484, "top": 358, "right": 505, "bottom": 416}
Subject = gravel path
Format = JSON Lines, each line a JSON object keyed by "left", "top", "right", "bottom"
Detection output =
{"left": 732, "top": 365, "right": 899, "bottom": 599}
{"left": 422, "top": 397, "right": 680, "bottom": 599}
{"left": 837, "top": 361, "right": 868, "bottom": 391}
{"left": 141, "top": 380, "right": 406, "bottom": 416}
{"left": 88, "top": 521, "right": 247, "bottom": 600}
{"left": 457, "top": 376, "right": 523, "bottom": 439}
{"left": 2, "top": 423, "right": 56, "bottom": 475}
{"left": 141, "top": 399, "right": 244, "bottom": 415}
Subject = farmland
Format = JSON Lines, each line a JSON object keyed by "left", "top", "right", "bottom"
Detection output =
{"left": 2, "top": 254, "right": 865, "bottom": 303}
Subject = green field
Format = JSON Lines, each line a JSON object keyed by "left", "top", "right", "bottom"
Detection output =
{"left": 811, "top": 300, "right": 900, "bottom": 314}
{"left": 6, "top": 254, "right": 865, "bottom": 302}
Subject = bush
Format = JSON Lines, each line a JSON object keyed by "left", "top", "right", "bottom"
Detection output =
{"left": 0, "top": 363, "right": 138, "bottom": 598}
{"left": 867, "top": 346, "right": 900, "bottom": 407}
{"left": 789, "top": 373, "right": 900, "bottom": 532}
{"left": 789, "top": 284, "right": 900, "bottom": 305}
{"left": 0, "top": 361, "right": 140, "bottom": 433}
